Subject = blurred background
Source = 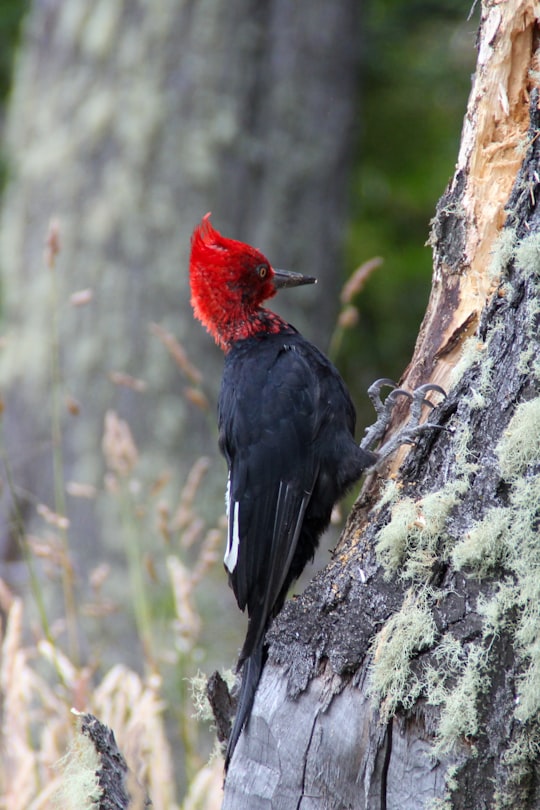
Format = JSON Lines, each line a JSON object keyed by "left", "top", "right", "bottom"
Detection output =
{"left": 0, "top": 0, "right": 475, "bottom": 805}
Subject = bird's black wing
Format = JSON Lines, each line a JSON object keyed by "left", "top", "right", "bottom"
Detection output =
{"left": 218, "top": 335, "right": 325, "bottom": 663}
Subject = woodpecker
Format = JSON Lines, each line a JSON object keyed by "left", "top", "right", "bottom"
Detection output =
{"left": 189, "top": 214, "right": 443, "bottom": 770}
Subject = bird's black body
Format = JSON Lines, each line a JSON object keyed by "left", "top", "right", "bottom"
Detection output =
{"left": 189, "top": 215, "right": 444, "bottom": 771}
{"left": 218, "top": 328, "right": 375, "bottom": 766}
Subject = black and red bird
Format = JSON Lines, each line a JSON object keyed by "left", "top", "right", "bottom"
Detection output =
{"left": 189, "top": 214, "right": 442, "bottom": 769}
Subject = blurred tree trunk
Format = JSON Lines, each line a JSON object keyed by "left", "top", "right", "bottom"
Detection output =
{"left": 0, "top": 1, "right": 361, "bottom": 582}
{"left": 223, "top": 2, "right": 540, "bottom": 807}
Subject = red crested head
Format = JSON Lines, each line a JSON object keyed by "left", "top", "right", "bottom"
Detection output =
{"left": 189, "top": 213, "right": 316, "bottom": 351}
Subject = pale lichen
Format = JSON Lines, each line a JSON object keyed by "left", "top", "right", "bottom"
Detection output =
{"left": 54, "top": 716, "right": 102, "bottom": 810}
{"left": 450, "top": 336, "right": 486, "bottom": 387}
{"left": 375, "top": 496, "right": 418, "bottom": 574}
{"left": 376, "top": 479, "right": 468, "bottom": 581}
{"left": 487, "top": 227, "right": 517, "bottom": 282}
{"left": 493, "top": 720, "right": 540, "bottom": 809}
{"left": 454, "top": 470, "right": 540, "bottom": 728}
{"left": 452, "top": 507, "right": 511, "bottom": 576}
{"left": 496, "top": 396, "right": 540, "bottom": 480}
{"left": 514, "top": 230, "right": 540, "bottom": 282}
{"left": 369, "top": 589, "right": 437, "bottom": 722}
{"left": 427, "top": 643, "right": 489, "bottom": 755}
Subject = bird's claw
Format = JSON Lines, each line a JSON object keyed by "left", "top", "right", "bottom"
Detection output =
{"left": 367, "top": 378, "right": 397, "bottom": 409}
{"left": 362, "top": 379, "right": 414, "bottom": 449}
{"left": 361, "top": 380, "right": 446, "bottom": 467}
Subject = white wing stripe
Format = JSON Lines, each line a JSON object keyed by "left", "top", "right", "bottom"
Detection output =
{"left": 225, "top": 473, "right": 231, "bottom": 518}
{"left": 224, "top": 499, "right": 240, "bottom": 573}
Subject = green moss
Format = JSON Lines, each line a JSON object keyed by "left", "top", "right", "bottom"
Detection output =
{"left": 477, "top": 580, "right": 519, "bottom": 637}
{"left": 372, "top": 416, "right": 540, "bottom": 762}
{"left": 451, "top": 420, "right": 480, "bottom": 479}
{"left": 515, "top": 259, "right": 540, "bottom": 375}
{"left": 496, "top": 397, "right": 540, "bottom": 479}
{"left": 516, "top": 293, "right": 540, "bottom": 379}
{"left": 369, "top": 589, "right": 437, "bottom": 722}
{"left": 417, "top": 633, "right": 490, "bottom": 756}
{"left": 511, "top": 475, "right": 540, "bottom": 721}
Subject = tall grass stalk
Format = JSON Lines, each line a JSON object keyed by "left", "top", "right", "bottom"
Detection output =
{"left": 45, "top": 220, "right": 80, "bottom": 664}
{"left": 120, "top": 483, "right": 156, "bottom": 669}
{"left": 0, "top": 450, "right": 53, "bottom": 649}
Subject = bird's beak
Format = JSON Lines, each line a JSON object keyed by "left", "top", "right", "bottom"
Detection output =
{"left": 272, "top": 269, "right": 317, "bottom": 289}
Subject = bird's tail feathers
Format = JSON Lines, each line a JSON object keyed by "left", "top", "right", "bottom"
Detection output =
{"left": 225, "top": 640, "right": 266, "bottom": 771}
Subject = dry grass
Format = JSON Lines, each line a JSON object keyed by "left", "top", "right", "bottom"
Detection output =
{"left": 0, "top": 443, "right": 225, "bottom": 808}
{"left": 0, "top": 222, "right": 225, "bottom": 808}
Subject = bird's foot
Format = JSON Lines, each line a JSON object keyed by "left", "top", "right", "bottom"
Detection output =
{"left": 360, "top": 378, "right": 413, "bottom": 451}
{"left": 360, "top": 380, "right": 446, "bottom": 468}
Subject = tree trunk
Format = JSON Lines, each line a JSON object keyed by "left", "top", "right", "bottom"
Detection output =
{"left": 0, "top": 0, "right": 360, "bottom": 584}
{"left": 223, "top": 2, "right": 540, "bottom": 807}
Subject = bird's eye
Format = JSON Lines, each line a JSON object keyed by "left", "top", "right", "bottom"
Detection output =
{"left": 256, "top": 264, "right": 269, "bottom": 279}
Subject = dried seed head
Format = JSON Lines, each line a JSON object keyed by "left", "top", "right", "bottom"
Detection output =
{"left": 149, "top": 322, "right": 203, "bottom": 384}
{"left": 108, "top": 371, "right": 147, "bottom": 392}
{"left": 102, "top": 410, "right": 138, "bottom": 477}
{"left": 69, "top": 288, "right": 94, "bottom": 307}
{"left": 44, "top": 218, "right": 61, "bottom": 268}
{"left": 66, "top": 481, "right": 97, "bottom": 499}
{"left": 340, "top": 256, "right": 383, "bottom": 304}
{"left": 337, "top": 305, "right": 359, "bottom": 330}
{"left": 37, "top": 503, "right": 70, "bottom": 530}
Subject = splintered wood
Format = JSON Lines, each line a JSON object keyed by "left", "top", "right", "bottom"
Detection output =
{"left": 390, "top": 1, "right": 540, "bottom": 470}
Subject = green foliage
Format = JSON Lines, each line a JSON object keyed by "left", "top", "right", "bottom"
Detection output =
{"left": 0, "top": 0, "right": 27, "bottom": 191}
{"left": 341, "top": 1, "right": 475, "bottom": 415}
{"left": 0, "top": 0, "right": 26, "bottom": 100}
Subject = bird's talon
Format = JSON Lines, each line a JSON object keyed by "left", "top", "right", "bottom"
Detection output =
{"left": 365, "top": 381, "right": 447, "bottom": 463}
{"left": 367, "top": 379, "right": 398, "bottom": 417}
{"left": 413, "top": 383, "right": 446, "bottom": 399}
{"left": 387, "top": 388, "right": 413, "bottom": 403}
{"left": 368, "top": 377, "right": 397, "bottom": 394}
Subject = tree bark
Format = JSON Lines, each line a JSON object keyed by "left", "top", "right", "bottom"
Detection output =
{"left": 223, "top": 2, "right": 540, "bottom": 808}
{"left": 58, "top": 712, "right": 150, "bottom": 810}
